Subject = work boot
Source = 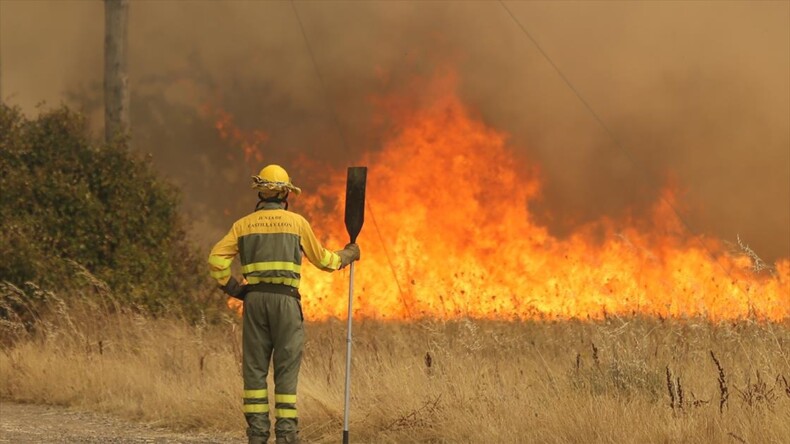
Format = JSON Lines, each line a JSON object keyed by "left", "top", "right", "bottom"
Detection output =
{"left": 248, "top": 437, "right": 267, "bottom": 444}
{"left": 275, "top": 432, "right": 300, "bottom": 444}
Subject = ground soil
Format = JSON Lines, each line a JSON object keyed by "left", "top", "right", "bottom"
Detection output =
{"left": 0, "top": 402, "right": 242, "bottom": 443}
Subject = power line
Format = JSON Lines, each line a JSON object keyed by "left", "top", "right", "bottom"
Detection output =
{"left": 369, "top": 200, "right": 412, "bottom": 317}
{"left": 497, "top": 1, "right": 749, "bottom": 304}
{"left": 290, "top": 1, "right": 412, "bottom": 318}
{"left": 290, "top": 1, "right": 351, "bottom": 153}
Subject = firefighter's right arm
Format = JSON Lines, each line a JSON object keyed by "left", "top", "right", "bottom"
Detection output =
{"left": 297, "top": 217, "right": 359, "bottom": 272}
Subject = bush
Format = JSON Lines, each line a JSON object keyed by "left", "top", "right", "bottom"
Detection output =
{"left": 0, "top": 104, "right": 212, "bottom": 315}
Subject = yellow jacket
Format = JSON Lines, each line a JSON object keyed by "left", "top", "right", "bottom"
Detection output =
{"left": 208, "top": 203, "right": 342, "bottom": 288}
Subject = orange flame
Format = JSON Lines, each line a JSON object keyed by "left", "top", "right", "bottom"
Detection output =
{"left": 220, "top": 71, "right": 789, "bottom": 321}
{"left": 201, "top": 103, "right": 267, "bottom": 163}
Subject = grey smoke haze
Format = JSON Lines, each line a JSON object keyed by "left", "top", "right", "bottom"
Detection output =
{"left": 1, "top": 1, "right": 788, "bottom": 262}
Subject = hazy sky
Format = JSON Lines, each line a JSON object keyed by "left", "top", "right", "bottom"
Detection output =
{"left": 1, "top": 1, "right": 788, "bottom": 261}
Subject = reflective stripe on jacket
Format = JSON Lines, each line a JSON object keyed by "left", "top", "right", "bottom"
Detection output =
{"left": 208, "top": 203, "right": 342, "bottom": 287}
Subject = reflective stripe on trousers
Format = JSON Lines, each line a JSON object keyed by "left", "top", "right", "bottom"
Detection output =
{"left": 243, "top": 388, "right": 269, "bottom": 414}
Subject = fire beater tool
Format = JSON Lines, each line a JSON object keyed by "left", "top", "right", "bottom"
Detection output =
{"left": 343, "top": 166, "right": 367, "bottom": 444}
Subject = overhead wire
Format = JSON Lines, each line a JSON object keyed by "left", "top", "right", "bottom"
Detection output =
{"left": 290, "top": 1, "right": 412, "bottom": 318}
{"left": 497, "top": 0, "right": 753, "bottom": 311}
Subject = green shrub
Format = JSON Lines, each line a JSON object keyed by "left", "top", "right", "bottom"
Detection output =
{"left": 0, "top": 104, "right": 213, "bottom": 315}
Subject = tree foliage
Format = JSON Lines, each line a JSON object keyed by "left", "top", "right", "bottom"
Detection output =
{"left": 0, "top": 104, "right": 212, "bottom": 314}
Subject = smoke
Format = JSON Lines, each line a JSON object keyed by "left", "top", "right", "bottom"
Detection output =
{"left": 1, "top": 1, "right": 788, "bottom": 261}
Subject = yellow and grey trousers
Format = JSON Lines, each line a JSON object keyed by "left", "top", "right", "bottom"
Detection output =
{"left": 242, "top": 290, "right": 304, "bottom": 442}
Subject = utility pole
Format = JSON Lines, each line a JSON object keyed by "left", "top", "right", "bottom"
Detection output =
{"left": 0, "top": 2, "right": 3, "bottom": 102}
{"left": 104, "top": 0, "right": 129, "bottom": 143}
{"left": 1, "top": 18, "right": 4, "bottom": 102}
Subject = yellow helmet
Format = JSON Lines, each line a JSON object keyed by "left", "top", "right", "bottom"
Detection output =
{"left": 251, "top": 164, "right": 301, "bottom": 195}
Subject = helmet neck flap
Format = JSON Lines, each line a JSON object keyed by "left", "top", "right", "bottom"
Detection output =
{"left": 255, "top": 191, "right": 289, "bottom": 211}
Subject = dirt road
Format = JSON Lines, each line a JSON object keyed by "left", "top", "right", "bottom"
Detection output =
{"left": 0, "top": 402, "right": 241, "bottom": 443}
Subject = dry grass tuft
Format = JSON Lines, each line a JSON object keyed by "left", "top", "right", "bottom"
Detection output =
{"left": 710, "top": 350, "right": 730, "bottom": 414}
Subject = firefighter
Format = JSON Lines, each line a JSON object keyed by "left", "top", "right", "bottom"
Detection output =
{"left": 208, "top": 164, "right": 360, "bottom": 444}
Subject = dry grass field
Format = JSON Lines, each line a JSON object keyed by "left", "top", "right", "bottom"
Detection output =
{"left": 1, "top": 283, "right": 789, "bottom": 443}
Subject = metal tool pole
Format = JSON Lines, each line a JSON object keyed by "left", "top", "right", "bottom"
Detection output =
{"left": 342, "top": 262, "right": 355, "bottom": 444}
{"left": 341, "top": 166, "right": 366, "bottom": 443}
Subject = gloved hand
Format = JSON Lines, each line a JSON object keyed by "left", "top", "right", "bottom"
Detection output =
{"left": 336, "top": 243, "right": 361, "bottom": 269}
{"left": 220, "top": 276, "right": 247, "bottom": 300}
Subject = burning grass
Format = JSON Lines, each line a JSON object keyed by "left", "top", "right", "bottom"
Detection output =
{"left": 292, "top": 71, "right": 790, "bottom": 322}
{"left": 1, "top": 283, "right": 789, "bottom": 443}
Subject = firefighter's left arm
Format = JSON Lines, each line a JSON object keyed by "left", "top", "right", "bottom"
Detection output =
{"left": 208, "top": 225, "right": 238, "bottom": 286}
